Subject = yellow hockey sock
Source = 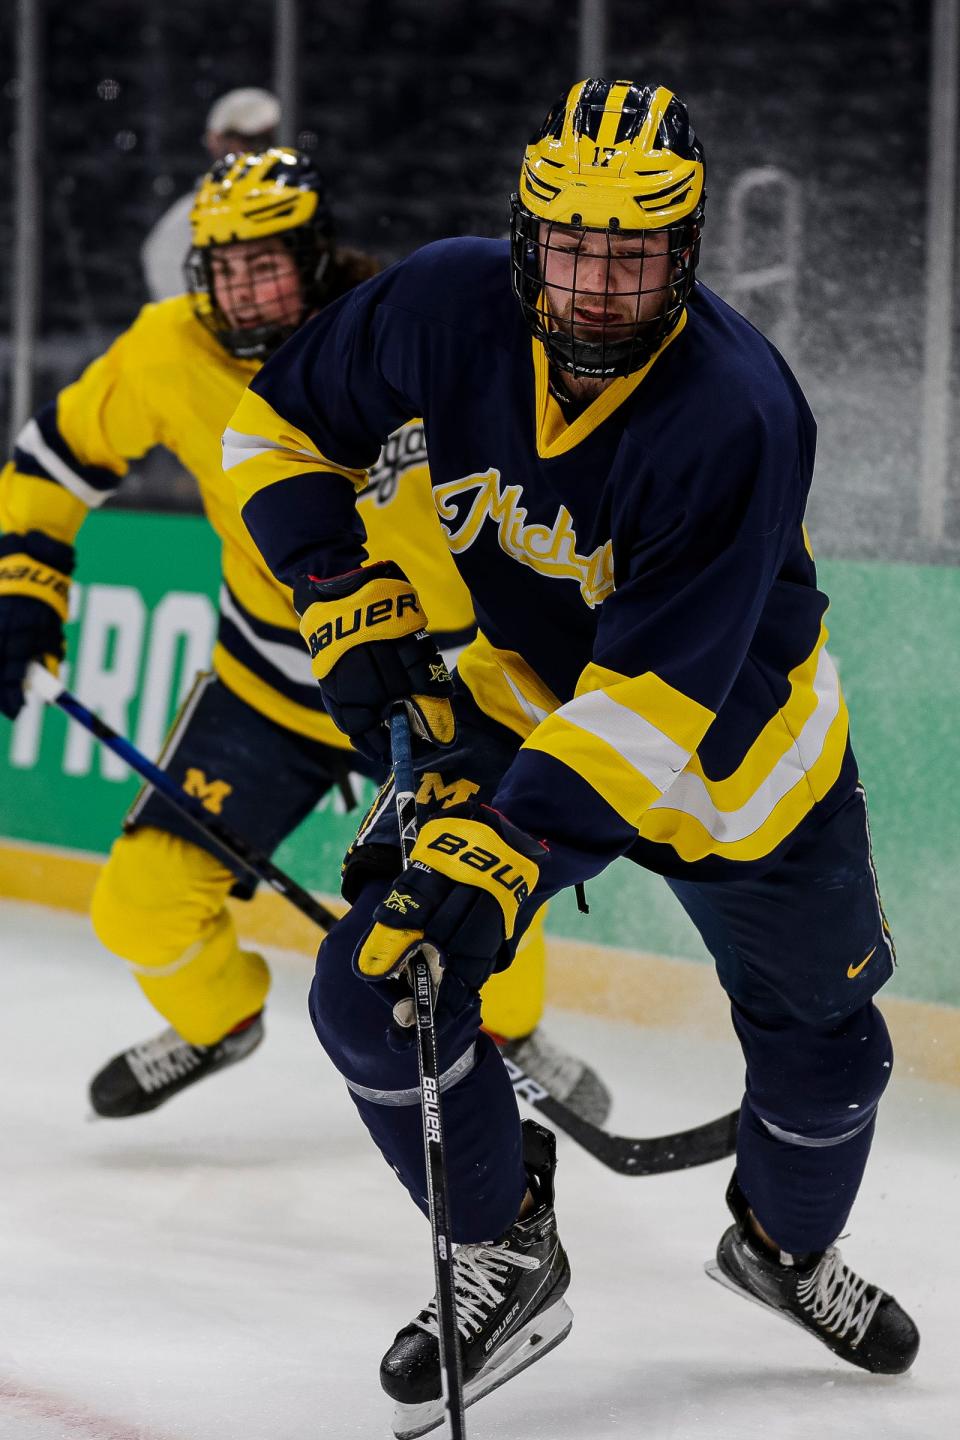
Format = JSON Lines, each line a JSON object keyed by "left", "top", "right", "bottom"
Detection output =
{"left": 90, "top": 827, "right": 270, "bottom": 1045}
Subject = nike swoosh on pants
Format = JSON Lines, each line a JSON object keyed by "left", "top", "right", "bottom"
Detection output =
{"left": 847, "top": 945, "right": 877, "bottom": 979}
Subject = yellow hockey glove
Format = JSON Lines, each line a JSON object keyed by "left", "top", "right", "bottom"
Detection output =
{"left": 354, "top": 804, "right": 545, "bottom": 1032}
{"left": 294, "top": 560, "right": 455, "bottom": 760}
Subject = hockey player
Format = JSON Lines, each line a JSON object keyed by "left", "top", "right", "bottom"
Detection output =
{"left": 223, "top": 82, "right": 920, "bottom": 1433}
{"left": 0, "top": 148, "right": 607, "bottom": 1126}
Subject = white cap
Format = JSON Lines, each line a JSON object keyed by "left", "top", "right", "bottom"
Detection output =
{"left": 205, "top": 87, "right": 281, "bottom": 138}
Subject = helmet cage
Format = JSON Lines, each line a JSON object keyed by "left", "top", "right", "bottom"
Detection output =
{"left": 510, "top": 197, "right": 702, "bottom": 380}
{"left": 184, "top": 227, "right": 332, "bottom": 362}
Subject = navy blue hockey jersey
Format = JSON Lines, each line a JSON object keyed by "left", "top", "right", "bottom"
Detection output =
{"left": 224, "top": 237, "right": 856, "bottom": 886}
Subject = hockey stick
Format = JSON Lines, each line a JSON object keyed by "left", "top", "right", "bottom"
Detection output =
{"left": 26, "top": 663, "right": 738, "bottom": 1175}
{"left": 389, "top": 706, "right": 467, "bottom": 1440}
{"left": 24, "top": 663, "right": 339, "bottom": 931}
{"left": 500, "top": 1045, "right": 738, "bottom": 1176}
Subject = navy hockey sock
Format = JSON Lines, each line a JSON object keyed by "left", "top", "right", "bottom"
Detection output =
{"left": 309, "top": 881, "right": 526, "bottom": 1243}
{"left": 731, "top": 1000, "right": 893, "bottom": 1253}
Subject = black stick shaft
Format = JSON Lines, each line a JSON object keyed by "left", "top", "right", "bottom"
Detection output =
{"left": 390, "top": 708, "right": 467, "bottom": 1439}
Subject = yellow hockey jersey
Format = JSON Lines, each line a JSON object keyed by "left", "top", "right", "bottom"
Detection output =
{"left": 0, "top": 294, "right": 475, "bottom": 746}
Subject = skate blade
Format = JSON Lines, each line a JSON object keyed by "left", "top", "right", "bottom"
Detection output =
{"left": 705, "top": 1257, "right": 773, "bottom": 1309}
{"left": 705, "top": 1255, "right": 813, "bottom": 1327}
{"left": 705, "top": 1258, "right": 854, "bottom": 1356}
{"left": 391, "top": 1296, "right": 574, "bottom": 1439}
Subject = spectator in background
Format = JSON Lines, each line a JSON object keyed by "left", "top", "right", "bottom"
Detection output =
{"left": 141, "top": 87, "right": 281, "bottom": 301}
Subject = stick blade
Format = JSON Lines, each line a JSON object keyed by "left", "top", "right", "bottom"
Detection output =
{"left": 500, "top": 1044, "right": 738, "bottom": 1176}
{"left": 539, "top": 1095, "right": 739, "bottom": 1175}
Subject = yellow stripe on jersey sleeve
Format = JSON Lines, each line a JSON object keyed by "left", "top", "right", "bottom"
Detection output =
{"left": 224, "top": 387, "right": 368, "bottom": 510}
{"left": 671, "top": 621, "right": 828, "bottom": 812}
{"left": 533, "top": 629, "right": 848, "bottom": 855}
{"left": 573, "top": 663, "right": 715, "bottom": 752}
{"left": 523, "top": 711, "right": 664, "bottom": 822}
{"left": 640, "top": 627, "right": 849, "bottom": 861}
{"left": 522, "top": 666, "right": 714, "bottom": 828}
{"left": 0, "top": 463, "right": 87, "bottom": 544}
{"left": 640, "top": 692, "right": 849, "bottom": 862}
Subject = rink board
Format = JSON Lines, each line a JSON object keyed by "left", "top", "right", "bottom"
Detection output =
{"left": 0, "top": 509, "right": 958, "bottom": 1018}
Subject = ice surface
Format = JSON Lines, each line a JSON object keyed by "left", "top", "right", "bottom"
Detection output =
{"left": 0, "top": 901, "right": 956, "bottom": 1440}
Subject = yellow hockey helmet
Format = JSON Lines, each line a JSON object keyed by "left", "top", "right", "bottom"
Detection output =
{"left": 185, "top": 147, "right": 334, "bottom": 360}
{"left": 511, "top": 80, "right": 706, "bottom": 379}
{"left": 189, "top": 147, "right": 325, "bottom": 246}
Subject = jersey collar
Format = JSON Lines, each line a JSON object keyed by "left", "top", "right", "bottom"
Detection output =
{"left": 532, "top": 307, "right": 688, "bottom": 460}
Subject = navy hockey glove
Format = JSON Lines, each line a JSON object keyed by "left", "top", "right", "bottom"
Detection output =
{"left": 354, "top": 803, "right": 546, "bottom": 1034}
{"left": 0, "top": 531, "right": 74, "bottom": 720}
{"left": 294, "top": 560, "right": 456, "bottom": 760}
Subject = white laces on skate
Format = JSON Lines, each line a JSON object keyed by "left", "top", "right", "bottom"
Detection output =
{"left": 796, "top": 1246, "right": 882, "bottom": 1346}
{"left": 126, "top": 1028, "right": 205, "bottom": 1094}
{"left": 414, "top": 1241, "right": 541, "bottom": 1342}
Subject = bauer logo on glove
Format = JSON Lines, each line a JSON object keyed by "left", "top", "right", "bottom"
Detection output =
{"left": 421, "top": 822, "right": 536, "bottom": 909}
{"left": 293, "top": 559, "right": 456, "bottom": 758}
{"left": 0, "top": 535, "right": 73, "bottom": 623}
{"left": 354, "top": 803, "right": 546, "bottom": 1004}
{"left": 304, "top": 585, "right": 423, "bottom": 669}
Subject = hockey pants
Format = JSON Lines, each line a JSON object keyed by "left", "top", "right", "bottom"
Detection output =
{"left": 311, "top": 785, "right": 896, "bottom": 1253}
{"left": 90, "top": 827, "right": 271, "bottom": 1045}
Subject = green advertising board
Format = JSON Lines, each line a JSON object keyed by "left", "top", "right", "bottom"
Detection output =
{"left": 1, "top": 510, "right": 957, "bottom": 1007}
{"left": 0, "top": 511, "right": 366, "bottom": 885}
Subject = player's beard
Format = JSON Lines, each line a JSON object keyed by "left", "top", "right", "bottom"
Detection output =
{"left": 545, "top": 292, "right": 665, "bottom": 400}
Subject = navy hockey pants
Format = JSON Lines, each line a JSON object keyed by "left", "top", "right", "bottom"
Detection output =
{"left": 309, "top": 693, "right": 895, "bottom": 1251}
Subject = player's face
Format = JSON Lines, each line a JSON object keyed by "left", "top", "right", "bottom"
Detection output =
{"left": 540, "top": 225, "right": 675, "bottom": 344}
{"left": 209, "top": 239, "right": 303, "bottom": 332}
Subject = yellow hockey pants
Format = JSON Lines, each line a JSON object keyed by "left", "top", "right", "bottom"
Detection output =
{"left": 90, "top": 828, "right": 270, "bottom": 1046}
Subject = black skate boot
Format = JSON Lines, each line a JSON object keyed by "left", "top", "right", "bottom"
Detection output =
{"left": 706, "top": 1173, "right": 919, "bottom": 1374}
{"left": 495, "top": 1028, "right": 612, "bottom": 1126}
{"left": 89, "top": 1013, "right": 264, "bottom": 1118}
{"left": 380, "top": 1119, "right": 573, "bottom": 1439}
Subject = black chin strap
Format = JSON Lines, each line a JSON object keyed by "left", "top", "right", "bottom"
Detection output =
{"left": 547, "top": 374, "right": 591, "bottom": 422}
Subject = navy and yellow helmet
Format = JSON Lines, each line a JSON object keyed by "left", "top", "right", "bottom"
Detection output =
{"left": 511, "top": 79, "right": 706, "bottom": 379}
{"left": 185, "top": 147, "right": 334, "bottom": 360}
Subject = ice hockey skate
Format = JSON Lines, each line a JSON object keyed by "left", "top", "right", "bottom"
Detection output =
{"left": 495, "top": 1026, "right": 612, "bottom": 1126}
{"left": 379, "top": 1120, "right": 573, "bottom": 1438}
{"left": 89, "top": 1013, "right": 264, "bottom": 1118}
{"left": 706, "top": 1174, "right": 919, "bottom": 1374}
